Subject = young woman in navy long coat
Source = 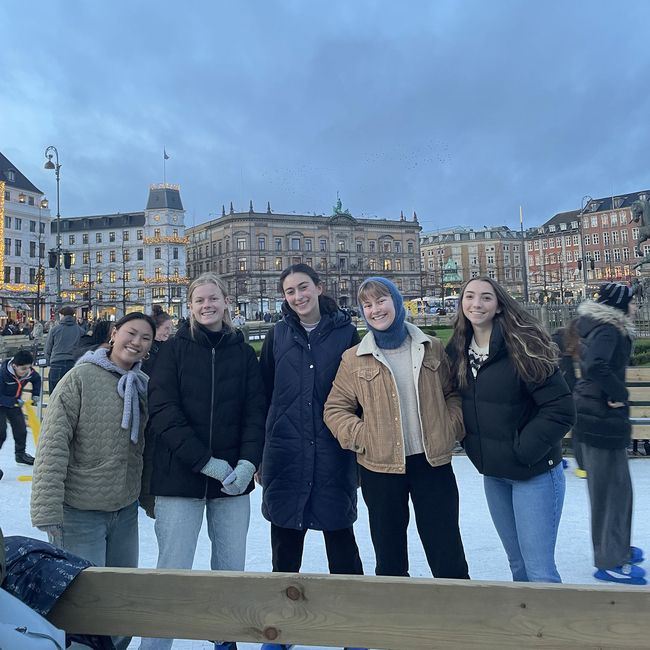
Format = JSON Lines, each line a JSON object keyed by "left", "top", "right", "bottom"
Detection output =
{"left": 260, "top": 264, "right": 363, "bottom": 596}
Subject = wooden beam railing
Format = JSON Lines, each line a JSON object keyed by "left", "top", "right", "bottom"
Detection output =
{"left": 48, "top": 568, "right": 650, "bottom": 649}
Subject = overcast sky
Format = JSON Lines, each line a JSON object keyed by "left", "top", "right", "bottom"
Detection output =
{"left": 2, "top": 1, "right": 649, "bottom": 234}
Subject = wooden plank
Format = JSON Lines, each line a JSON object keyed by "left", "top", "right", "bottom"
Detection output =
{"left": 631, "top": 405, "right": 650, "bottom": 418}
{"left": 48, "top": 568, "right": 650, "bottom": 649}
{"left": 628, "top": 387, "right": 650, "bottom": 401}
{"left": 626, "top": 367, "right": 650, "bottom": 382}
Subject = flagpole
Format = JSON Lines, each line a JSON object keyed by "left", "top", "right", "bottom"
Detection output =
{"left": 520, "top": 205, "right": 529, "bottom": 303}
{"left": 163, "top": 147, "right": 167, "bottom": 185}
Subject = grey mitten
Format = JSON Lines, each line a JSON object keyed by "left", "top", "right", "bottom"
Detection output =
{"left": 221, "top": 460, "right": 256, "bottom": 496}
{"left": 201, "top": 457, "right": 234, "bottom": 483}
{"left": 41, "top": 525, "right": 63, "bottom": 548}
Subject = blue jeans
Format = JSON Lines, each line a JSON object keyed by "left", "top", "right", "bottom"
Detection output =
{"left": 139, "top": 495, "right": 250, "bottom": 650}
{"left": 483, "top": 464, "right": 565, "bottom": 583}
{"left": 61, "top": 501, "right": 139, "bottom": 568}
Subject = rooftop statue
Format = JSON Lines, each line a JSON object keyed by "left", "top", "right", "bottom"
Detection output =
{"left": 631, "top": 197, "right": 650, "bottom": 269}
{"left": 332, "top": 195, "right": 351, "bottom": 217}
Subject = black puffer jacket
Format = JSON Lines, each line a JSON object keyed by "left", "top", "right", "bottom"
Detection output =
{"left": 573, "top": 301, "right": 634, "bottom": 449}
{"left": 148, "top": 322, "right": 266, "bottom": 498}
{"left": 447, "top": 322, "right": 575, "bottom": 481}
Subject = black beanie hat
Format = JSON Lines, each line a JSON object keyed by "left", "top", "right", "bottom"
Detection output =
{"left": 596, "top": 282, "right": 633, "bottom": 313}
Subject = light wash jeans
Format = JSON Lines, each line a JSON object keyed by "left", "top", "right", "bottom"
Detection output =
{"left": 139, "top": 495, "right": 250, "bottom": 650}
{"left": 61, "top": 500, "right": 139, "bottom": 568}
{"left": 483, "top": 463, "right": 565, "bottom": 583}
{"left": 60, "top": 501, "right": 138, "bottom": 650}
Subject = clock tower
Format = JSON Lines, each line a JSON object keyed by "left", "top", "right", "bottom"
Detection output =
{"left": 143, "top": 183, "right": 188, "bottom": 317}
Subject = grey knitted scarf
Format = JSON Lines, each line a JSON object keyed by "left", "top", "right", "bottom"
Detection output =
{"left": 76, "top": 347, "right": 149, "bottom": 443}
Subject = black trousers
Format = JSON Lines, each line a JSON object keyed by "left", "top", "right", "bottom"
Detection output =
{"left": 0, "top": 406, "right": 28, "bottom": 455}
{"left": 360, "top": 454, "right": 469, "bottom": 579}
{"left": 271, "top": 523, "right": 364, "bottom": 575}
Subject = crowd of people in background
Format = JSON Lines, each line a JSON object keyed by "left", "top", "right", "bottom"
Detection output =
{"left": 0, "top": 265, "right": 647, "bottom": 650}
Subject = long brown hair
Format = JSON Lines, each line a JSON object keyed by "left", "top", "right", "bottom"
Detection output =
{"left": 448, "top": 276, "right": 558, "bottom": 389}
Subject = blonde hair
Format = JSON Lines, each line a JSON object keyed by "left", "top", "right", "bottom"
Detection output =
{"left": 358, "top": 279, "right": 391, "bottom": 304}
{"left": 187, "top": 272, "right": 233, "bottom": 337}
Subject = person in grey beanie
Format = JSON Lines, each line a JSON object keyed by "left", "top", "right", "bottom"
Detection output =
{"left": 573, "top": 282, "right": 646, "bottom": 585}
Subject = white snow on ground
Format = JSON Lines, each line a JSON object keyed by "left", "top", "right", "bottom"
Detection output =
{"left": 2, "top": 434, "right": 649, "bottom": 648}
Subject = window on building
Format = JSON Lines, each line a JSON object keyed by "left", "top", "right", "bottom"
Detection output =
{"left": 239, "top": 258, "right": 247, "bottom": 271}
{"left": 612, "top": 231, "right": 619, "bottom": 244}
{"left": 259, "top": 257, "right": 266, "bottom": 271}
{"left": 369, "top": 258, "right": 377, "bottom": 271}
{"left": 601, "top": 215, "right": 609, "bottom": 227}
{"left": 611, "top": 213, "right": 618, "bottom": 226}
{"left": 395, "top": 242, "right": 402, "bottom": 253}
{"left": 3, "top": 267, "right": 9, "bottom": 282}
{"left": 237, "top": 238, "right": 246, "bottom": 250}
{"left": 594, "top": 250, "right": 601, "bottom": 261}
{"left": 593, "top": 233, "right": 600, "bottom": 245}
{"left": 136, "top": 230, "right": 142, "bottom": 240}
{"left": 96, "top": 251, "right": 102, "bottom": 263}
{"left": 14, "top": 240, "right": 21, "bottom": 256}
{"left": 258, "top": 237, "right": 266, "bottom": 250}
{"left": 14, "top": 267, "right": 21, "bottom": 282}
{"left": 109, "top": 232, "right": 116, "bottom": 242}
{"left": 603, "top": 232, "right": 610, "bottom": 245}
{"left": 319, "top": 239, "right": 327, "bottom": 252}
{"left": 155, "top": 247, "right": 161, "bottom": 260}
{"left": 275, "top": 257, "right": 283, "bottom": 270}
{"left": 623, "top": 248, "right": 630, "bottom": 260}
{"left": 82, "top": 233, "right": 88, "bottom": 244}
{"left": 109, "top": 270, "right": 116, "bottom": 283}
{"left": 356, "top": 241, "right": 363, "bottom": 253}
{"left": 275, "top": 238, "right": 282, "bottom": 251}
{"left": 137, "top": 268, "right": 144, "bottom": 281}
{"left": 123, "top": 230, "right": 130, "bottom": 241}
{"left": 122, "top": 249, "right": 130, "bottom": 262}
{"left": 292, "top": 238, "right": 301, "bottom": 251}
{"left": 29, "top": 267, "right": 36, "bottom": 283}
{"left": 173, "top": 247, "right": 178, "bottom": 260}
{"left": 339, "top": 257, "right": 346, "bottom": 270}
{"left": 124, "top": 271, "right": 131, "bottom": 282}
{"left": 305, "top": 239, "right": 313, "bottom": 252}
{"left": 29, "top": 241, "right": 36, "bottom": 257}
{"left": 369, "top": 241, "right": 376, "bottom": 253}
{"left": 94, "top": 232, "right": 102, "bottom": 243}
{"left": 110, "top": 290, "right": 117, "bottom": 301}
{"left": 382, "top": 241, "right": 391, "bottom": 253}
{"left": 15, "top": 218, "right": 22, "bottom": 230}
{"left": 613, "top": 249, "right": 621, "bottom": 261}
{"left": 137, "top": 248, "right": 143, "bottom": 261}
{"left": 338, "top": 240, "right": 345, "bottom": 252}
{"left": 407, "top": 242, "right": 414, "bottom": 254}
{"left": 4, "top": 217, "right": 10, "bottom": 229}
{"left": 383, "top": 259, "right": 392, "bottom": 271}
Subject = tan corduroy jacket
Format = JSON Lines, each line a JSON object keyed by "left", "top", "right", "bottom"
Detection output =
{"left": 324, "top": 322, "right": 464, "bottom": 474}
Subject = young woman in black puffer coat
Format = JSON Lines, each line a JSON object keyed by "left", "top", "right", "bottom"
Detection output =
{"left": 573, "top": 282, "right": 646, "bottom": 585}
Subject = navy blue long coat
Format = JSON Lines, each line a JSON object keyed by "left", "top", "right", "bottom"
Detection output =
{"left": 260, "top": 302, "right": 360, "bottom": 531}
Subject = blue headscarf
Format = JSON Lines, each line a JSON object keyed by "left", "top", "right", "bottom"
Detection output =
{"left": 359, "top": 276, "right": 408, "bottom": 349}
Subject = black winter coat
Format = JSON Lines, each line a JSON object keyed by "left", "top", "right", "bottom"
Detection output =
{"left": 148, "top": 322, "right": 266, "bottom": 499}
{"left": 448, "top": 323, "right": 575, "bottom": 481}
{"left": 573, "top": 301, "right": 634, "bottom": 449}
{"left": 260, "top": 302, "right": 360, "bottom": 531}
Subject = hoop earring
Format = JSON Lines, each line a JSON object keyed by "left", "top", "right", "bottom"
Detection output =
{"left": 109, "top": 339, "right": 114, "bottom": 348}
{"left": 143, "top": 352, "right": 151, "bottom": 360}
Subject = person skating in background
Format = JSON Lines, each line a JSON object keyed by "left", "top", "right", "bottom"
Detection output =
{"left": 72, "top": 319, "right": 114, "bottom": 360}
{"left": 325, "top": 277, "right": 469, "bottom": 582}
{"left": 141, "top": 273, "right": 266, "bottom": 650}
{"left": 573, "top": 282, "right": 646, "bottom": 585}
{"left": 446, "top": 277, "right": 575, "bottom": 583}
{"left": 260, "top": 264, "right": 364, "bottom": 650}
{"left": 0, "top": 350, "right": 42, "bottom": 467}
{"left": 141, "top": 305, "right": 174, "bottom": 376}
{"left": 44, "top": 305, "right": 84, "bottom": 395}
{"left": 552, "top": 320, "right": 586, "bottom": 477}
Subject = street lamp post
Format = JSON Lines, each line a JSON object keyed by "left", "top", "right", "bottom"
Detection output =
{"left": 36, "top": 198, "right": 48, "bottom": 320}
{"left": 44, "top": 146, "right": 62, "bottom": 307}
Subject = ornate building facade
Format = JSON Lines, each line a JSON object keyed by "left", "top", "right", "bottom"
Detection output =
{"left": 186, "top": 200, "right": 422, "bottom": 317}
{"left": 420, "top": 225, "right": 526, "bottom": 299}
{"left": 50, "top": 184, "right": 189, "bottom": 319}
{"left": 0, "top": 151, "right": 51, "bottom": 322}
